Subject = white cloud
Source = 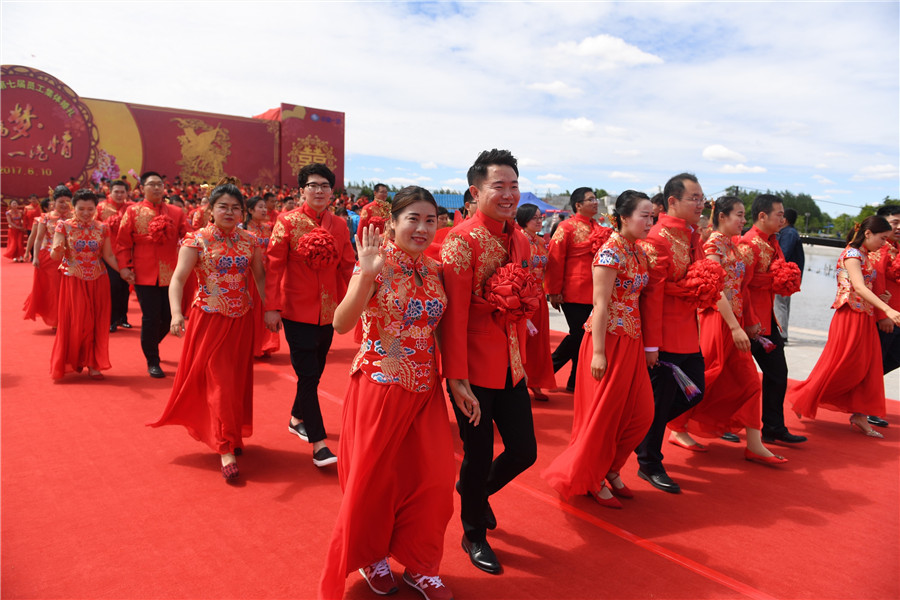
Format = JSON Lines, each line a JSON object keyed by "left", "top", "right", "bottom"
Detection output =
{"left": 442, "top": 177, "right": 468, "bottom": 188}
{"left": 526, "top": 81, "right": 583, "bottom": 98}
{"left": 615, "top": 149, "right": 642, "bottom": 157}
{"left": 538, "top": 183, "right": 561, "bottom": 190}
{"left": 562, "top": 117, "right": 596, "bottom": 134}
{"left": 604, "top": 125, "right": 628, "bottom": 137}
{"left": 824, "top": 189, "right": 854, "bottom": 194}
{"left": 824, "top": 152, "right": 849, "bottom": 158}
{"left": 812, "top": 174, "right": 835, "bottom": 184}
{"left": 537, "top": 173, "right": 566, "bottom": 181}
{"left": 703, "top": 145, "right": 747, "bottom": 163}
{"left": 813, "top": 195, "right": 832, "bottom": 201}
{"left": 383, "top": 175, "right": 431, "bottom": 187}
{"left": 609, "top": 171, "right": 639, "bottom": 181}
{"left": 850, "top": 164, "right": 898, "bottom": 181}
{"left": 814, "top": 163, "right": 828, "bottom": 169}
{"left": 420, "top": 161, "right": 438, "bottom": 170}
{"left": 519, "top": 158, "right": 542, "bottom": 168}
{"left": 556, "top": 34, "right": 663, "bottom": 70}
{"left": 719, "top": 164, "right": 767, "bottom": 174}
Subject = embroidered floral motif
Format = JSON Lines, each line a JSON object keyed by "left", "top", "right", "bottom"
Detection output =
{"left": 749, "top": 235, "right": 776, "bottom": 273}
{"left": 470, "top": 226, "right": 508, "bottom": 297}
{"left": 704, "top": 232, "right": 747, "bottom": 319}
{"left": 55, "top": 219, "right": 109, "bottom": 280}
{"left": 524, "top": 229, "right": 549, "bottom": 280}
{"left": 585, "top": 231, "right": 649, "bottom": 339}
{"left": 182, "top": 224, "right": 257, "bottom": 318}
{"left": 659, "top": 226, "right": 691, "bottom": 279}
{"left": 832, "top": 247, "right": 875, "bottom": 315}
{"left": 440, "top": 233, "right": 473, "bottom": 275}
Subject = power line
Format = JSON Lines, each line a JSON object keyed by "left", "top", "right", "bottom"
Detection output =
{"left": 706, "top": 188, "right": 866, "bottom": 210}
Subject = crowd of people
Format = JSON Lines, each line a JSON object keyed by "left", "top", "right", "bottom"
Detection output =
{"left": 4, "top": 150, "right": 898, "bottom": 600}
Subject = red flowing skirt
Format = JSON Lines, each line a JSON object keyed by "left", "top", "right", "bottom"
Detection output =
{"left": 3, "top": 228, "right": 25, "bottom": 259}
{"left": 789, "top": 305, "right": 886, "bottom": 418}
{"left": 149, "top": 306, "right": 254, "bottom": 454}
{"left": 50, "top": 275, "right": 112, "bottom": 379}
{"left": 250, "top": 285, "right": 280, "bottom": 357}
{"left": 319, "top": 372, "right": 455, "bottom": 599}
{"left": 542, "top": 330, "right": 653, "bottom": 498}
{"left": 525, "top": 299, "right": 557, "bottom": 389}
{"left": 23, "top": 249, "right": 62, "bottom": 327}
{"left": 671, "top": 310, "right": 762, "bottom": 437}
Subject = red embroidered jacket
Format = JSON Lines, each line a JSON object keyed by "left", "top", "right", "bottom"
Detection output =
{"left": 545, "top": 213, "right": 601, "bottom": 304}
{"left": 115, "top": 200, "right": 187, "bottom": 286}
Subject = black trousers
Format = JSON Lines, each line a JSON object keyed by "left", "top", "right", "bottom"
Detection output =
{"left": 450, "top": 370, "right": 537, "bottom": 543}
{"left": 551, "top": 302, "right": 593, "bottom": 388}
{"left": 635, "top": 351, "right": 705, "bottom": 475}
{"left": 282, "top": 318, "right": 333, "bottom": 444}
{"left": 750, "top": 316, "right": 789, "bottom": 435}
{"left": 105, "top": 260, "right": 130, "bottom": 325}
{"left": 879, "top": 325, "right": 900, "bottom": 375}
{"left": 134, "top": 284, "right": 171, "bottom": 367}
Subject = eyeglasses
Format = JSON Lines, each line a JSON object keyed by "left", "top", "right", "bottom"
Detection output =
{"left": 681, "top": 195, "right": 706, "bottom": 205}
{"left": 213, "top": 205, "right": 242, "bottom": 213}
{"left": 530, "top": 214, "right": 543, "bottom": 221}
{"left": 305, "top": 183, "right": 332, "bottom": 192}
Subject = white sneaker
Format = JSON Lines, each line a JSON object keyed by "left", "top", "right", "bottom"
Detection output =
{"left": 402, "top": 570, "right": 453, "bottom": 600}
{"left": 359, "top": 558, "right": 397, "bottom": 595}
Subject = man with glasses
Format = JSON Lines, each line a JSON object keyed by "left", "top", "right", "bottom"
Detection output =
{"left": 546, "top": 187, "right": 603, "bottom": 392}
{"left": 635, "top": 173, "right": 708, "bottom": 493}
{"left": 116, "top": 171, "right": 187, "bottom": 378}
{"left": 264, "top": 163, "right": 355, "bottom": 467}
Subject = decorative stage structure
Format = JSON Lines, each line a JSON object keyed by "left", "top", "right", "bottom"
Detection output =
{"left": 0, "top": 65, "right": 345, "bottom": 200}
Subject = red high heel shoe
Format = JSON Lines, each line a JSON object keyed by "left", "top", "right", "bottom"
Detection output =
{"left": 744, "top": 448, "right": 788, "bottom": 465}
{"left": 589, "top": 483, "right": 623, "bottom": 509}
{"left": 606, "top": 473, "right": 634, "bottom": 499}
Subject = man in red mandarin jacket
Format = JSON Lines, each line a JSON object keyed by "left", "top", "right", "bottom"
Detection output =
{"left": 441, "top": 149, "right": 537, "bottom": 575}
{"left": 99, "top": 179, "right": 132, "bottom": 332}
{"left": 869, "top": 204, "right": 900, "bottom": 428}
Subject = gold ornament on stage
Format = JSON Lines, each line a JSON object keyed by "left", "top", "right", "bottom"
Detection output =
{"left": 288, "top": 135, "right": 336, "bottom": 175}
{"left": 172, "top": 118, "right": 231, "bottom": 182}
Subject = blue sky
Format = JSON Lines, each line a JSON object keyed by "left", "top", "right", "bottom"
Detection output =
{"left": 2, "top": 1, "right": 897, "bottom": 216}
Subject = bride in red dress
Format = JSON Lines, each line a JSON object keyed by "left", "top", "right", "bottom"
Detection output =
{"left": 24, "top": 188, "right": 71, "bottom": 328}
{"left": 789, "top": 216, "right": 900, "bottom": 437}
{"left": 49, "top": 190, "right": 120, "bottom": 380}
{"left": 4, "top": 200, "right": 27, "bottom": 262}
{"left": 244, "top": 196, "right": 280, "bottom": 358}
{"left": 542, "top": 191, "right": 655, "bottom": 508}
{"left": 320, "top": 187, "right": 455, "bottom": 600}
{"left": 667, "top": 197, "right": 786, "bottom": 464}
{"left": 516, "top": 203, "right": 557, "bottom": 401}
{"left": 149, "top": 183, "right": 266, "bottom": 480}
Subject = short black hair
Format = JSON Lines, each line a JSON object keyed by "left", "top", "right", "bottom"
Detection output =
{"left": 463, "top": 189, "right": 474, "bottom": 205}
{"left": 467, "top": 149, "right": 518, "bottom": 188}
{"left": 650, "top": 192, "right": 668, "bottom": 212}
{"left": 750, "top": 194, "right": 783, "bottom": 222}
{"left": 140, "top": 171, "right": 164, "bottom": 185}
{"left": 109, "top": 179, "right": 129, "bottom": 191}
{"left": 875, "top": 204, "right": 900, "bottom": 217}
{"left": 516, "top": 203, "right": 540, "bottom": 228}
{"left": 72, "top": 189, "right": 98, "bottom": 206}
{"left": 374, "top": 183, "right": 388, "bottom": 194}
{"left": 712, "top": 196, "right": 743, "bottom": 228}
{"left": 263, "top": 192, "right": 276, "bottom": 202}
{"left": 437, "top": 206, "right": 449, "bottom": 216}
{"left": 612, "top": 190, "right": 651, "bottom": 231}
{"left": 663, "top": 173, "right": 699, "bottom": 203}
{"left": 297, "top": 163, "right": 335, "bottom": 189}
{"left": 52, "top": 185, "right": 73, "bottom": 200}
{"left": 784, "top": 208, "right": 798, "bottom": 226}
{"left": 570, "top": 187, "right": 594, "bottom": 211}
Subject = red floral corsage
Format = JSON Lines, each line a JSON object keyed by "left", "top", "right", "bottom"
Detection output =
{"left": 677, "top": 259, "right": 726, "bottom": 310}
{"left": 297, "top": 227, "right": 339, "bottom": 270}
{"left": 589, "top": 226, "right": 614, "bottom": 254}
{"left": 148, "top": 214, "right": 175, "bottom": 243}
{"left": 484, "top": 263, "right": 541, "bottom": 322}
{"left": 770, "top": 258, "right": 802, "bottom": 296}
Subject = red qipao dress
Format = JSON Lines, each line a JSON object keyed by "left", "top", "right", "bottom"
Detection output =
{"left": 49, "top": 219, "right": 113, "bottom": 379}
{"left": 320, "top": 241, "right": 454, "bottom": 599}
{"left": 542, "top": 231, "right": 654, "bottom": 498}
{"left": 789, "top": 247, "right": 887, "bottom": 418}
{"left": 523, "top": 228, "right": 557, "bottom": 389}
{"left": 4, "top": 209, "right": 25, "bottom": 259}
{"left": 23, "top": 212, "right": 65, "bottom": 327}
{"left": 149, "top": 224, "right": 262, "bottom": 454}
{"left": 670, "top": 232, "right": 762, "bottom": 437}
{"left": 245, "top": 219, "right": 280, "bottom": 357}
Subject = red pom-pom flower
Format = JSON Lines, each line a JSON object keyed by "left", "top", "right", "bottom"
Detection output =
{"left": 677, "top": 259, "right": 726, "bottom": 310}
{"left": 148, "top": 214, "right": 175, "bottom": 243}
{"left": 770, "top": 258, "right": 802, "bottom": 296}
{"left": 483, "top": 263, "right": 541, "bottom": 322}
{"left": 590, "top": 226, "right": 614, "bottom": 254}
{"left": 366, "top": 216, "right": 386, "bottom": 233}
{"left": 886, "top": 251, "right": 900, "bottom": 283}
{"left": 296, "top": 227, "right": 339, "bottom": 270}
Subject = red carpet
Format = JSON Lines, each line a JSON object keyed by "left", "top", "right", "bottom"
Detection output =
{"left": 2, "top": 259, "right": 898, "bottom": 599}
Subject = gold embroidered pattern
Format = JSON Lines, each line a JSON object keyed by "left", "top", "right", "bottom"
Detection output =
{"left": 550, "top": 225, "right": 566, "bottom": 244}
{"left": 287, "top": 211, "right": 319, "bottom": 249}
{"left": 507, "top": 322, "right": 525, "bottom": 384}
{"left": 441, "top": 232, "right": 473, "bottom": 275}
{"left": 320, "top": 286, "right": 337, "bottom": 323}
{"left": 133, "top": 205, "right": 157, "bottom": 235}
{"left": 639, "top": 239, "right": 659, "bottom": 268}
{"left": 470, "top": 226, "right": 508, "bottom": 297}
{"left": 659, "top": 226, "right": 690, "bottom": 279}
{"left": 571, "top": 219, "right": 592, "bottom": 245}
{"left": 750, "top": 235, "right": 775, "bottom": 272}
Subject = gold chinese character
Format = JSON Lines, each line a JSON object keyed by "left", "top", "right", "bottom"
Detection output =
{"left": 7, "top": 103, "right": 38, "bottom": 141}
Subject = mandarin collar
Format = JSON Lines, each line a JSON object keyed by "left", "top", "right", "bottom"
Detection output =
{"left": 209, "top": 223, "right": 241, "bottom": 242}
{"left": 749, "top": 224, "right": 776, "bottom": 243}
{"left": 385, "top": 239, "right": 428, "bottom": 277}
{"left": 572, "top": 213, "right": 594, "bottom": 226}
{"left": 473, "top": 210, "right": 511, "bottom": 237}
{"left": 301, "top": 201, "right": 325, "bottom": 223}
{"left": 657, "top": 213, "right": 692, "bottom": 232}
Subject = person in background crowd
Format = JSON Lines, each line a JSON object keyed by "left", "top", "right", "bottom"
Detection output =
{"left": 282, "top": 196, "right": 296, "bottom": 212}
{"left": 697, "top": 214, "right": 712, "bottom": 245}
{"left": 543, "top": 191, "right": 654, "bottom": 508}
{"left": 97, "top": 179, "right": 133, "bottom": 332}
{"left": 4, "top": 200, "right": 27, "bottom": 262}
{"left": 24, "top": 186, "right": 72, "bottom": 328}
{"left": 264, "top": 192, "right": 279, "bottom": 223}
{"left": 789, "top": 216, "right": 900, "bottom": 438}
{"left": 116, "top": 171, "right": 187, "bottom": 378}
{"left": 265, "top": 163, "right": 355, "bottom": 467}
{"left": 321, "top": 187, "right": 455, "bottom": 600}
{"left": 868, "top": 204, "right": 900, "bottom": 428}
{"left": 442, "top": 149, "right": 538, "bottom": 576}
{"left": 650, "top": 192, "right": 667, "bottom": 224}
{"left": 516, "top": 203, "right": 556, "bottom": 401}
{"left": 359, "top": 183, "right": 391, "bottom": 233}
{"left": 23, "top": 194, "right": 42, "bottom": 240}
{"left": 437, "top": 206, "right": 450, "bottom": 229}
{"left": 49, "top": 189, "right": 119, "bottom": 380}
{"left": 244, "top": 196, "right": 280, "bottom": 359}
{"left": 635, "top": 173, "right": 707, "bottom": 494}
{"left": 151, "top": 183, "right": 265, "bottom": 480}
{"left": 741, "top": 194, "right": 807, "bottom": 445}
{"left": 23, "top": 197, "right": 51, "bottom": 264}
{"left": 546, "top": 187, "right": 603, "bottom": 392}
{"left": 774, "top": 208, "right": 805, "bottom": 343}
{"left": 190, "top": 197, "right": 210, "bottom": 231}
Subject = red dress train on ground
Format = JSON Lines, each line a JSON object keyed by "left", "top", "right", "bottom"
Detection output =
{"left": 49, "top": 219, "right": 112, "bottom": 379}
{"left": 4, "top": 210, "right": 25, "bottom": 259}
{"left": 320, "top": 242, "right": 454, "bottom": 599}
{"left": 789, "top": 247, "right": 886, "bottom": 418}
{"left": 149, "top": 224, "right": 262, "bottom": 454}
{"left": 542, "top": 231, "right": 654, "bottom": 498}
{"left": 23, "top": 213, "right": 65, "bottom": 327}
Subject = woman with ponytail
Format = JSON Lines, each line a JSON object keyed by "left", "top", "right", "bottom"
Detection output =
{"left": 788, "top": 216, "right": 900, "bottom": 437}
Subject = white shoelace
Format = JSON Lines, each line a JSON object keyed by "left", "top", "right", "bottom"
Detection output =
{"left": 368, "top": 558, "right": 392, "bottom": 578}
{"left": 410, "top": 573, "right": 445, "bottom": 589}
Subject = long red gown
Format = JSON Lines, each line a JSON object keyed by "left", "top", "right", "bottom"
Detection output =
{"left": 542, "top": 231, "right": 654, "bottom": 498}
{"left": 789, "top": 247, "right": 886, "bottom": 418}
{"left": 23, "top": 212, "right": 66, "bottom": 327}
{"left": 320, "top": 241, "right": 454, "bottom": 599}
{"left": 669, "top": 232, "right": 762, "bottom": 437}
{"left": 49, "top": 218, "right": 112, "bottom": 379}
{"left": 245, "top": 219, "right": 280, "bottom": 357}
{"left": 149, "top": 224, "right": 262, "bottom": 454}
{"left": 4, "top": 209, "right": 25, "bottom": 259}
{"left": 522, "top": 228, "right": 557, "bottom": 389}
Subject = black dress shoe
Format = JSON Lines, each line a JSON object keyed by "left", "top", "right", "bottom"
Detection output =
{"left": 637, "top": 469, "right": 681, "bottom": 494}
{"left": 109, "top": 323, "right": 118, "bottom": 333}
{"left": 868, "top": 415, "right": 889, "bottom": 428}
{"left": 762, "top": 429, "right": 807, "bottom": 444}
{"left": 119, "top": 321, "right": 133, "bottom": 329}
{"left": 148, "top": 365, "right": 165, "bottom": 378}
{"left": 721, "top": 432, "right": 740, "bottom": 443}
{"left": 461, "top": 535, "right": 501, "bottom": 574}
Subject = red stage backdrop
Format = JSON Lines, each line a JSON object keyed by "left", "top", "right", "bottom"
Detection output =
{"left": 1, "top": 66, "right": 344, "bottom": 200}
